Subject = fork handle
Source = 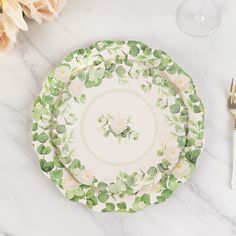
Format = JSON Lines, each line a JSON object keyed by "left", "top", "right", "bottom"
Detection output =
{"left": 232, "top": 129, "right": 236, "bottom": 190}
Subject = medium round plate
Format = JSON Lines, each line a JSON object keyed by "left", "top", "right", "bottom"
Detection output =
{"left": 32, "top": 41, "right": 204, "bottom": 212}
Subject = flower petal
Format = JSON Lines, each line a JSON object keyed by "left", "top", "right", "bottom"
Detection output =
{"left": 0, "top": 13, "right": 15, "bottom": 53}
{"left": 18, "top": 0, "right": 31, "bottom": 4}
{"left": 22, "top": 3, "right": 43, "bottom": 24}
{"left": 2, "top": 12, "right": 18, "bottom": 42}
{"left": 2, "top": 0, "right": 28, "bottom": 31}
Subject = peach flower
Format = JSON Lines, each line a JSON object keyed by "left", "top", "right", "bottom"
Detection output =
{"left": 0, "top": 0, "right": 28, "bottom": 32}
{"left": 22, "top": 0, "right": 66, "bottom": 24}
{"left": 0, "top": 0, "right": 29, "bottom": 43}
{"left": 0, "top": 14, "right": 15, "bottom": 52}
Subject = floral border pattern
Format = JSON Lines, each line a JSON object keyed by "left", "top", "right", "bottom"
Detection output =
{"left": 49, "top": 59, "right": 187, "bottom": 195}
{"left": 32, "top": 40, "right": 204, "bottom": 213}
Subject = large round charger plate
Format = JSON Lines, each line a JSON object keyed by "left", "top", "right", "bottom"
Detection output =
{"left": 32, "top": 41, "right": 204, "bottom": 212}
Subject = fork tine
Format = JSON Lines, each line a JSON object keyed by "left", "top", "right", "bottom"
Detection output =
{"left": 233, "top": 78, "right": 236, "bottom": 105}
{"left": 233, "top": 78, "right": 236, "bottom": 104}
{"left": 230, "top": 78, "right": 235, "bottom": 104}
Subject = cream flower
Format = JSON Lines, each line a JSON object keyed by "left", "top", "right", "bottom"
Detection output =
{"left": 62, "top": 172, "right": 79, "bottom": 191}
{"left": 171, "top": 74, "right": 190, "bottom": 92}
{"left": 75, "top": 169, "right": 94, "bottom": 186}
{"left": 68, "top": 79, "right": 84, "bottom": 97}
{"left": 109, "top": 179, "right": 126, "bottom": 194}
{"left": 0, "top": 14, "right": 15, "bottom": 52}
{"left": 0, "top": 0, "right": 29, "bottom": 43}
{"left": 138, "top": 182, "right": 164, "bottom": 196}
{"left": 110, "top": 117, "right": 127, "bottom": 135}
{"left": 22, "top": 0, "right": 66, "bottom": 24}
{"left": 138, "top": 201, "right": 146, "bottom": 209}
{"left": 164, "top": 147, "right": 180, "bottom": 167}
{"left": 172, "top": 160, "right": 189, "bottom": 179}
{"left": 54, "top": 65, "right": 70, "bottom": 82}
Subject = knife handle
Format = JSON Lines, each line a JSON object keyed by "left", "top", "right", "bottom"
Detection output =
{"left": 232, "top": 129, "right": 236, "bottom": 190}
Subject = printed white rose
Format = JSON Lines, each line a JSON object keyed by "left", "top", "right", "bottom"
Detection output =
{"left": 109, "top": 179, "right": 126, "bottom": 194}
{"left": 54, "top": 65, "right": 70, "bottom": 82}
{"left": 137, "top": 173, "right": 162, "bottom": 197}
{"left": 62, "top": 172, "right": 79, "bottom": 191}
{"left": 75, "top": 169, "right": 94, "bottom": 185}
{"left": 152, "top": 183, "right": 163, "bottom": 193}
{"left": 172, "top": 160, "right": 189, "bottom": 179}
{"left": 171, "top": 74, "right": 190, "bottom": 92}
{"left": 68, "top": 79, "right": 84, "bottom": 97}
{"left": 110, "top": 117, "right": 127, "bottom": 134}
{"left": 164, "top": 147, "right": 180, "bottom": 167}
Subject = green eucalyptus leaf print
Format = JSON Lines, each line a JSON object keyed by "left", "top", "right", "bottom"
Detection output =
{"left": 39, "top": 159, "right": 54, "bottom": 172}
{"left": 32, "top": 40, "right": 204, "bottom": 213}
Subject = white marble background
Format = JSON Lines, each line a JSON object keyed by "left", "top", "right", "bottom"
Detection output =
{"left": 0, "top": 0, "right": 236, "bottom": 235}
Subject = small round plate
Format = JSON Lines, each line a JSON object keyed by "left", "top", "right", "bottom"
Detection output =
{"left": 32, "top": 41, "right": 204, "bottom": 212}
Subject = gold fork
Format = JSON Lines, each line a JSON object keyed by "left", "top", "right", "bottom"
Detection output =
{"left": 228, "top": 78, "right": 236, "bottom": 189}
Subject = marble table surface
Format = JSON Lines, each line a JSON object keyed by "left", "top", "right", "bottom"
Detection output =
{"left": 1, "top": 0, "right": 236, "bottom": 235}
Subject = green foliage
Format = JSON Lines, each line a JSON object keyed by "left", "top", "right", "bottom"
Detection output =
{"left": 37, "top": 132, "right": 49, "bottom": 143}
{"left": 56, "top": 125, "right": 66, "bottom": 134}
{"left": 185, "top": 150, "right": 200, "bottom": 163}
{"left": 147, "top": 166, "right": 157, "bottom": 176}
{"left": 129, "top": 45, "right": 140, "bottom": 57}
{"left": 98, "top": 192, "right": 109, "bottom": 203}
{"left": 39, "top": 159, "right": 54, "bottom": 172}
{"left": 116, "top": 65, "right": 126, "bottom": 77}
{"left": 37, "top": 145, "right": 51, "bottom": 155}
{"left": 170, "top": 104, "right": 180, "bottom": 114}
{"left": 50, "top": 169, "right": 63, "bottom": 180}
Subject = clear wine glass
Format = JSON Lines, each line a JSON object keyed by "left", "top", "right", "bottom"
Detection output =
{"left": 177, "top": 0, "right": 221, "bottom": 37}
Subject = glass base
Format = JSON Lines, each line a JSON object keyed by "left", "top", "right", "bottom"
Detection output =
{"left": 177, "top": 0, "right": 220, "bottom": 37}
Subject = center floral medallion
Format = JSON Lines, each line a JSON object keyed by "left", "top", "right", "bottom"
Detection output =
{"left": 98, "top": 114, "right": 139, "bottom": 142}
